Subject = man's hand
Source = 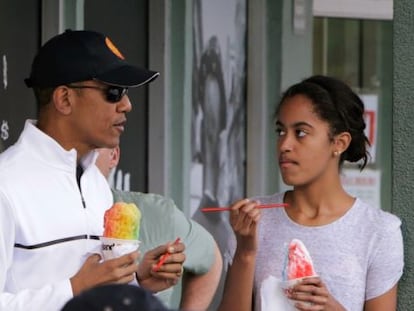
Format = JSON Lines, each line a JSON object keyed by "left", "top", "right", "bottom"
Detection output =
{"left": 137, "top": 241, "right": 186, "bottom": 293}
{"left": 70, "top": 251, "right": 139, "bottom": 295}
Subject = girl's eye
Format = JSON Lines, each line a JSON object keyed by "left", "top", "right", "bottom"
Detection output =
{"left": 276, "top": 128, "right": 286, "bottom": 136}
{"left": 296, "top": 129, "right": 307, "bottom": 137}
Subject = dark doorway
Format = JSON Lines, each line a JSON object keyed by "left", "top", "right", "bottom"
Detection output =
{"left": 84, "top": 0, "right": 150, "bottom": 192}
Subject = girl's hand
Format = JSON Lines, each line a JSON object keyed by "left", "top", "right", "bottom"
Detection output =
{"left": 285, "top": 276, "right": 346, "bottom": 311}
{"left": 229, "top": 199, "right": 261, "bottom": 254}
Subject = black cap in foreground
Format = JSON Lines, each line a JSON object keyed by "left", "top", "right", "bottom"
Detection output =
{"left": 25, "top": 29, "right": 159, "bottom": 88}
{"left": 61, "top": 284, "right": 174, "bottom": 311}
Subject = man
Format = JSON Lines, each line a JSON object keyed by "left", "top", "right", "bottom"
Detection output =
{"left": 96, "top": 146, "right": 222, "bottom": 310}
{"left": 0, "top": 30, "right": 185, "bottom": 311}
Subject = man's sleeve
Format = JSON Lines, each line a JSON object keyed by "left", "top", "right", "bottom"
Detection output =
{"left": 0, "top": 191, "right": 73, "bottom": 311}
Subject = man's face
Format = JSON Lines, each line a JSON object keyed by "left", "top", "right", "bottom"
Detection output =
{"left": 66, "top": 81, "right": 132, "bottom": 152}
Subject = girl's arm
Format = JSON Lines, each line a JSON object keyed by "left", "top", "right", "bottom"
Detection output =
{"left": 217, "top": 199, "right": 261, "bottom": 311}
{"left": 364, "top": 285, "right": 397, "bottom": 311}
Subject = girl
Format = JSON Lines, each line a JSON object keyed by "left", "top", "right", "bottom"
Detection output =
{"left": 218, "top": 75, "right": 403, "bottom": 311}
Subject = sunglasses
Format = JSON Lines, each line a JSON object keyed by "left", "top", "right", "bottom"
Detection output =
{"left": 66, "top": 84, "right": 128, "bottom": 103}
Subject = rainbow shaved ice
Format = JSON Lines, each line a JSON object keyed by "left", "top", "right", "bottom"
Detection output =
{"left": 103, "top": 202, "right": 141, "bottom": 240}
{"left": 283, "top": 239, "right": 316, "bottom": 280}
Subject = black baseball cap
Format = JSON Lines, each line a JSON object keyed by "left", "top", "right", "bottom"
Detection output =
{"left": 25, "top": 29, "right": 159, "bottom": 88}
{"left": 61, "top": 284, "right": 174, "bottom": 311}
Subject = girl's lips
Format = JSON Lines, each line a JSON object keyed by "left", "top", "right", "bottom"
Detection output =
{"left": 279, "top": 159, "right": 297, "bottom": 168}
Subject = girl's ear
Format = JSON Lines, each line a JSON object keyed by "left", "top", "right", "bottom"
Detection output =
{"left": 334, "top": 131, "right": 352, "bottom": 155}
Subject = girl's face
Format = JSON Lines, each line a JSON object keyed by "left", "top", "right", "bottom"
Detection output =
{"left": 276, "top": 94, "right": 338, "bottom": 187}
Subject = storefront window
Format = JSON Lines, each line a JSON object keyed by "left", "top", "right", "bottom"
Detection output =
{"left": 313, "top": 18, "right": 393, "bottom": 210}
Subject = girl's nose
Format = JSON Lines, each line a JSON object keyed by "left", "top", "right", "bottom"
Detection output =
{"left": 278, "top": 134, "right": 293, "bottom": 153}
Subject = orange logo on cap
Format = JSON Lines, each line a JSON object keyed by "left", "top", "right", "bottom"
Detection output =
{"left": 105, "top": 37, "right": 125, "bottom": 60}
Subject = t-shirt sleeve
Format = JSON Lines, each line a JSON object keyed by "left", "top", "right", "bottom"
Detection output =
{"left": 365, "top": 214, "right": 404, "bottom": 300}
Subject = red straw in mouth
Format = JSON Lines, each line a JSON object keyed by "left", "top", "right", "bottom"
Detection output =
{"left": 201, "top": 203, "right": 288, "bottom": 212}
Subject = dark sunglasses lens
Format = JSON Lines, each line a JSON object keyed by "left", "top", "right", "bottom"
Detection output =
{"left": 106, "top": 87, "right": 127, "bottom": 103}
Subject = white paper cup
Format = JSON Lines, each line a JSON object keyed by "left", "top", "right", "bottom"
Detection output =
{"left": 280, "top": 277, "right": 315, "bottom": 309}
{"left": 261, "top": 276, "right": 294, "bottom": 310}
{"left": 99, "top": 237, "right": 140, "bottom": 260}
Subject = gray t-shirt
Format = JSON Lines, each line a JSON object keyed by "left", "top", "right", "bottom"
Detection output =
{"left": 227, "top": 192, "right": 404, "bottom": 311}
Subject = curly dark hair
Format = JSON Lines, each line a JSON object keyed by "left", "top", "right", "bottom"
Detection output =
{"left": 275, "top": 75, "right": 370, "bottom": 170}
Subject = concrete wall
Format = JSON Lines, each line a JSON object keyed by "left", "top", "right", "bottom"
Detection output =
{"left": 393, "top": 0, "right": 414, "bottom": 308}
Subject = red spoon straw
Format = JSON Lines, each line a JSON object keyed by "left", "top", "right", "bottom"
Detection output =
{"left": 153, "top": 237, "right": 181, "bottom": 272}
{"left": 201, "top": 203, "right": 288, "bottom": 212}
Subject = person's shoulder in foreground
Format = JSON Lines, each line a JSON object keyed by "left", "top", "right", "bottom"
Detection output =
{"left": 61, "top": 284, "right": 175, "bottom": 311}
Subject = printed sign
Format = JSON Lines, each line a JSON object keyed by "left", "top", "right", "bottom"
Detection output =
{"left": 341, "top": 168, "right": 381, "bottom": 209}
{"left": 360, "top": 94, "right": 378, "bottom": 163}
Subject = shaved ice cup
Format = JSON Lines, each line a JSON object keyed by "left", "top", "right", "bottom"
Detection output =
{"left": 99, "top": 237, "right": 141, "bottom": 260}
{"left": 280, "top": 277, "right": 315, "bottom": 309}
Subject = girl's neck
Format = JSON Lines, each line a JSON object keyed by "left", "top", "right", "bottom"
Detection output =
{"left": 283, "top": 186, "right": 355, "bottom": 226}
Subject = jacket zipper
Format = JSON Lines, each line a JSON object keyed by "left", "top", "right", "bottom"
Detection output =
{"left": 76, "top": 165, "right": 86, "bottom": 208}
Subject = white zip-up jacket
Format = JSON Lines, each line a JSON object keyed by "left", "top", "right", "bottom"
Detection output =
{"left": 0, "top": 120, "right": 113, "bottom": 311}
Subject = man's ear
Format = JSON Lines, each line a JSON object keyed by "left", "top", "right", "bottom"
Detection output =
{"left": 52, "top": 86, "right": 73, "bottom": 115}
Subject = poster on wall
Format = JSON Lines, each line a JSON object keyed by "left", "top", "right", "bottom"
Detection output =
{"left": 360, "top": 94, "right": 378, "bottom": 163}
{"left": 190, "top": 0, "right": 247, "bottom": 217}
{"left": 190, "top": 0, "right": 246, "bottom": 305}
